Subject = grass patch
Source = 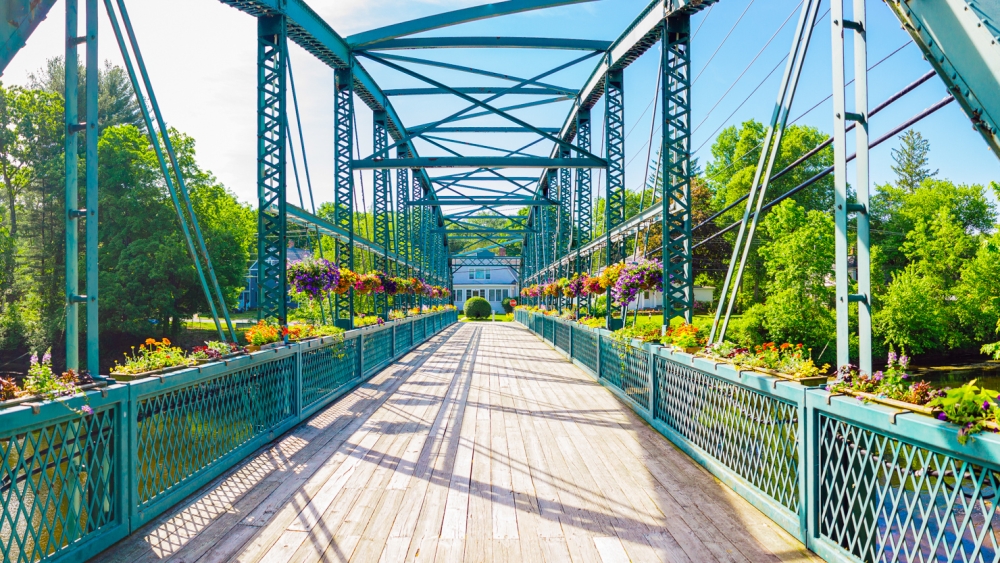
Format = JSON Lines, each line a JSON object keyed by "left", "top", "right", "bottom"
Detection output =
{"left": 459, "top": 313, "right": 513, "bottom": 323}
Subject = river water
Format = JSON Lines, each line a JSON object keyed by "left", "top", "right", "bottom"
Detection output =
{"left": 910, "top": 358, "right": 1000, "bottom": 390}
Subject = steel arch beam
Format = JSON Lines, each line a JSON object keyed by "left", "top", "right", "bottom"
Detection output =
{"left": 360, "top": 37, "right": 611, "bottom": 51}
{"left": 347, "top": 0, "right": 598, "bottom": 47}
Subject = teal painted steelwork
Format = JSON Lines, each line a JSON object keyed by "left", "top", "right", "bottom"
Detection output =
{"left": 353, "top": 157, "right": 605, "bottom": 170}
{"left": 256, "top": 15, "right": 288, "bottom": 324}
{"left": 557, "top": 147, "right": 573, "bottom": 259}
{"left": 604, "top": 67, "right": 625, "bottom": 326}
{"left": 0, "top": 0, "right": 58, "bottom": 74}
{"left": 359, "top": 36, "right": 611, "bottom": 52}
{"left": 0, "top": 311, "right": 456, "bottom": 563}
{"left": 885, "top": 0, "right": 1000, "bottom": 157}
{"left": 710, "top": 0, "right": 821, "bottom": 345}
{"left": 333, "top": 67, "right": 355, "bottom": 329}
{"left": 346, "top": 0, "right": 598, "bottom": 47}
{"left": 84, "top": 0, "right": 99, "bottom": 378}
{"left": 661, "top": 16, "right": 693, "bottom": 324}
{"left": 373, "top": 110, "right": 390, "bottom": 318}
{"left": 832, "top": 0, "right": 872, "bottom": 375}
{"left": 64, "top": 0, "right": 81, "bottom": 372}
{"left": 519, "top": 310, "right": 1000, "bottom": 562}
{"left": 103, "top": 0, "right": 236, "bottom": 343}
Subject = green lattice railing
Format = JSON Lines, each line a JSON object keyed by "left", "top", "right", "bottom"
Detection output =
{"left": 0, "top": 311, "right": 457, "bottom": 563}
{"left": 519, "top": 311, "right": 1000, "bottom": 563}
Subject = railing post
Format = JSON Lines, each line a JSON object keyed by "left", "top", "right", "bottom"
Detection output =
{"left": 358, "top": 333, "right": 365, "bottom": 379}
{"left": 802, "top": 390, "right": 818, "bottom": 548}
{"left": 648, "top": 345, "right": 657, "bottom": 419}
{"left": 295, "top": 343, "right": 303, "bottom": 421}
{"left": 595, "top": 331, "right": 602, "bottom": 380}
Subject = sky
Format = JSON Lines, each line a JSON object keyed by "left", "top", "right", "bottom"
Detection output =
{"left": 3, "top": 0, "right": 998, "bottom": 212}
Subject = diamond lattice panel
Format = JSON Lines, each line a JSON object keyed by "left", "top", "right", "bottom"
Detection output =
{"left": 363, "top": 329, "right": 393, "bottom": 374}
{"left": 819, "top": 414, "right": 1000, "bottom": 563}
{"left": 395, "top": 324, "right": 413, "bottom": 356}
{"left": 555, "top": 322, "right": 570, "bottom": 353}
{"left": 1, "top": 408, "right": 117, "bottom": 563}
{"left": 655, "top": 356, "right": 800, "bottom": 511}
{"left": 600, "top": 338, "right": 650, "bottom": 409}
{"left": 302, "top": 338, "right": 360, "bottom": 409}
{"left": 135, "top": 356, "right": 295, "bottom": 507}
{"left": 572, "top": 327, "right": 598, "bottom": 373}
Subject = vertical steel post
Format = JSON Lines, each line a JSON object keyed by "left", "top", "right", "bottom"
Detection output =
{"left": 85, "top": 0, "right": 98, "bottom": 375}
{"left": 334, "top": 67, "right": 355, "bottom": 329}
{"left": 372, "top": 111, "right": 390, "bottom": 318}
{"left": 605, "top": 67, "right": 625, "bottom": 329}
{"left": 575, "top": 109, "right": 592, "bottom": 268}
{"left": 397, "top": 152, "right": 410, "bottom": 311}
{"left": 257, "top": 15, "right": 288, "bottom": 324}
{"left": 832, "top": 0, "right": 872, "bottom": 373}
{"left": 662, "top": 16, "right": 693, "bottom": 325}
{"left": 557, "top": 147, "right": 573, "bottom": 259}
{"left": 65, "top": 0, "right": 80, "bottom": 371}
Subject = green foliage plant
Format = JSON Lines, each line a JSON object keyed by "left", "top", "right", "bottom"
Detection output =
{"left": 111, "top": 337, "right": 196, "bottom": 375}
{"left": 929, "top": 380, "right": 999, "bottom": 445}
{"left": 501, "top": 298, "right": 514, "bottom": 314}
{"left": 464, "top": 297, "right": 492, "bottom": 320}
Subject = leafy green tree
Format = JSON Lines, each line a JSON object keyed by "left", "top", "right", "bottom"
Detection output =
{"left": 729, "top": 200, "right": 835, "bottom": 357}
{"left": 28, "top": 57, "right": 143, "bottom": 133}
{"left": 97, "top": 125, "right": 253, "bottom": 335}
{"left": 890, "top": 129, "right": 936, "bottom": 193}
{"left": 874, "top": 209, "right": 973, "bottom": 353}
{"left": 954, "top": 233, "right": 1000, "bottom": 342}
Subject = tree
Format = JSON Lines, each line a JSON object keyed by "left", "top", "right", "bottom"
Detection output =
{"left": 97, "top": 125, "right": 253, "bottom": 335}
{"left": 28, "top": 57, "right": 144, "bottom": 133}
{"left": 890, "top": 129, "right": 936, "bottom": 193}
{"left": 874, "top": 209, "right": 973, "bottom": 352}
{"left": 954, "top": 232, "right": 1000, "bottom": 342}
{"left": 729, "top": 200, "right": 835, "bottom": 356}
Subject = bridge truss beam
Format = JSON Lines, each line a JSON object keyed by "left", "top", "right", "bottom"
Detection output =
{"left": 256, "top": 14, "right": 288, "bottom": 324}
{"left": 662, "top": 16, "right": 693, "bottom": 324}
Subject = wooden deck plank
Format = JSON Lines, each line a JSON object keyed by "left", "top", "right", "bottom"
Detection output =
{"left": 93, "top": 322, "right": 822, "bottom": 563}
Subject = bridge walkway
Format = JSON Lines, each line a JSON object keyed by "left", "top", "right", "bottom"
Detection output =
{"left": 96, "top": 322, "right": 820, "bottom": 563}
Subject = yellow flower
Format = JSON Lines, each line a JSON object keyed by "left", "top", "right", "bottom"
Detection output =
{"left": 145, "top": 338, "right": 156, "bottom": 345}
{"left": 161, "top": 338, "right": 171, "bottom": 346}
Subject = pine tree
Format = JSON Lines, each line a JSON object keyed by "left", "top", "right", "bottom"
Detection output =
{"left": 890, "top": 129, "right": 937, "bottom": 193}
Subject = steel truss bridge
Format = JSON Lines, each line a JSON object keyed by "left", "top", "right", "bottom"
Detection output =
{"left": 4, "top": 2, "right": 1000, "bottom": 563}
{"left": 1, "top": 0, "right": 999, "bottom": 386}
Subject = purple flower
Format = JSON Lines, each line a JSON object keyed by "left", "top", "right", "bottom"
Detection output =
{"left": 899, "top": 355, "right": 910, "bottom": 369}
{"left": 81, "top": 405, "right": 93, "bottom": 416}
{"left": 937, "top": 412, "right": 948, "bottom": 421}
{"left": 887, "top": 350, "right": 897, "bottom": 365}
{"left": 42, "top": 351, "right": 51, "bottom": 364}
{"left": 984, "top": 401, "right": 992, "bottom": 411}
{"left": 30, "top": 354, "right": 38, "bottom": 365}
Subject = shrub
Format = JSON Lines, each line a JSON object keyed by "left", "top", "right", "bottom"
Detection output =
{"left": 465, "top": 297, "right": 492, "bottom": 319}
{"left": 501, "top": 298, "right": 514, "bottom": 314}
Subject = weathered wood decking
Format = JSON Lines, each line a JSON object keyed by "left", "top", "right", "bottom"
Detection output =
{"left": 97, "top": 322, "right": 822, "bottom": 563}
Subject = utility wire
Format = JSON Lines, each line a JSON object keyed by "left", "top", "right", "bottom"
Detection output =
{"left": 691, "top": 0, "right": 757, "bottom": 86}
{"left": 691, "top": 3, "right": 714, "bottom": 40}
{"left": 693, "top": 1, "right": 802, "bottom": 135}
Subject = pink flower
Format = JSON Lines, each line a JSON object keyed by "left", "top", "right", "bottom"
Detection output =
{"left": 81, "top": 405, "right": 93, "bottom": 416}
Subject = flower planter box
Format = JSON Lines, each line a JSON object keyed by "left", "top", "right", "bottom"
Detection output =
{"left": 699, "top": 354, "right": 829, "bottom": 388}
{"left": 194, "top": 351, "right": 247, "bottom": 365}
{"left": 835, "top": 390, "right": 942, "bottom": 418}
{"left": 0, "top": 379, "right": 110, "bottom": 410}
{"left": 110, "top": 363, "right": 196, "bottom": 382}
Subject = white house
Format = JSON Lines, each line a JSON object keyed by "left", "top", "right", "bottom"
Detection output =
{"left": 452, "top": 251, "right": 518, "bottom": 314}
{"left": 631, "top": 286, "right": 715, "bottom": 309}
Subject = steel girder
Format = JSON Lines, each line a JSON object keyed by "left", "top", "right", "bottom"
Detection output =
{"left": 333, "top": 67, "right": 355, "bottom": 328}
{"left": 397, "top": 150, "right": 411, "bottom": 308}
{"left": 574, "top": 110, "right": 593, "bottom": 257}
{"left": 257, "top": 14, "right": 288, "bottom": 323}
{"left": 832, "top": 0, "right": 872, "bottom": 374}
{"left": 662, "top": 16, "right": 693, "bottom": 323}
{"left": 557, "top": 148, "right": 573, "bottom": 258}
{"left": 605, "top": 68, "right": 626, "bottom": 266}
{"left": 373, "top": 110, "right": 391, "bottom": 317}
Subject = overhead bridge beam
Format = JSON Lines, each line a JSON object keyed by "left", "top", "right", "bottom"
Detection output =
{"left": 347, "top": 0, "right": 599, "bottom": 47}
{"left": 386, "top": 87, "right": 570, "bottom": 96}
{"left": 411, "top": 197, "right": 556, "bottom": 206}
{"left": 415, "top": 127, "right": 561, "bottom": 134}
{"left": 360, "top": 37, "right": 612, "bottom": 51}
{"left": 353, "top": 157, "right": 606, "bottom": 169}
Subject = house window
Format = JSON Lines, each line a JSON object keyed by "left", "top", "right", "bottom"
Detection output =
{"left": 468, "top": 270, "right": 474, "bottom": 279}
{"left": 486, "top": 270, "right": 491, "bottom": 280}
{"left": 644, "top": 291, "right": 650, "bottom": 299}
{"left": 502, "top": 289, "right": 509, "bottom": 300}
{"left": 455, "top": 290, "right": 463, "bottom": 302}
{"left": 489, "top": 289, "right": 496, "bottom": 301}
